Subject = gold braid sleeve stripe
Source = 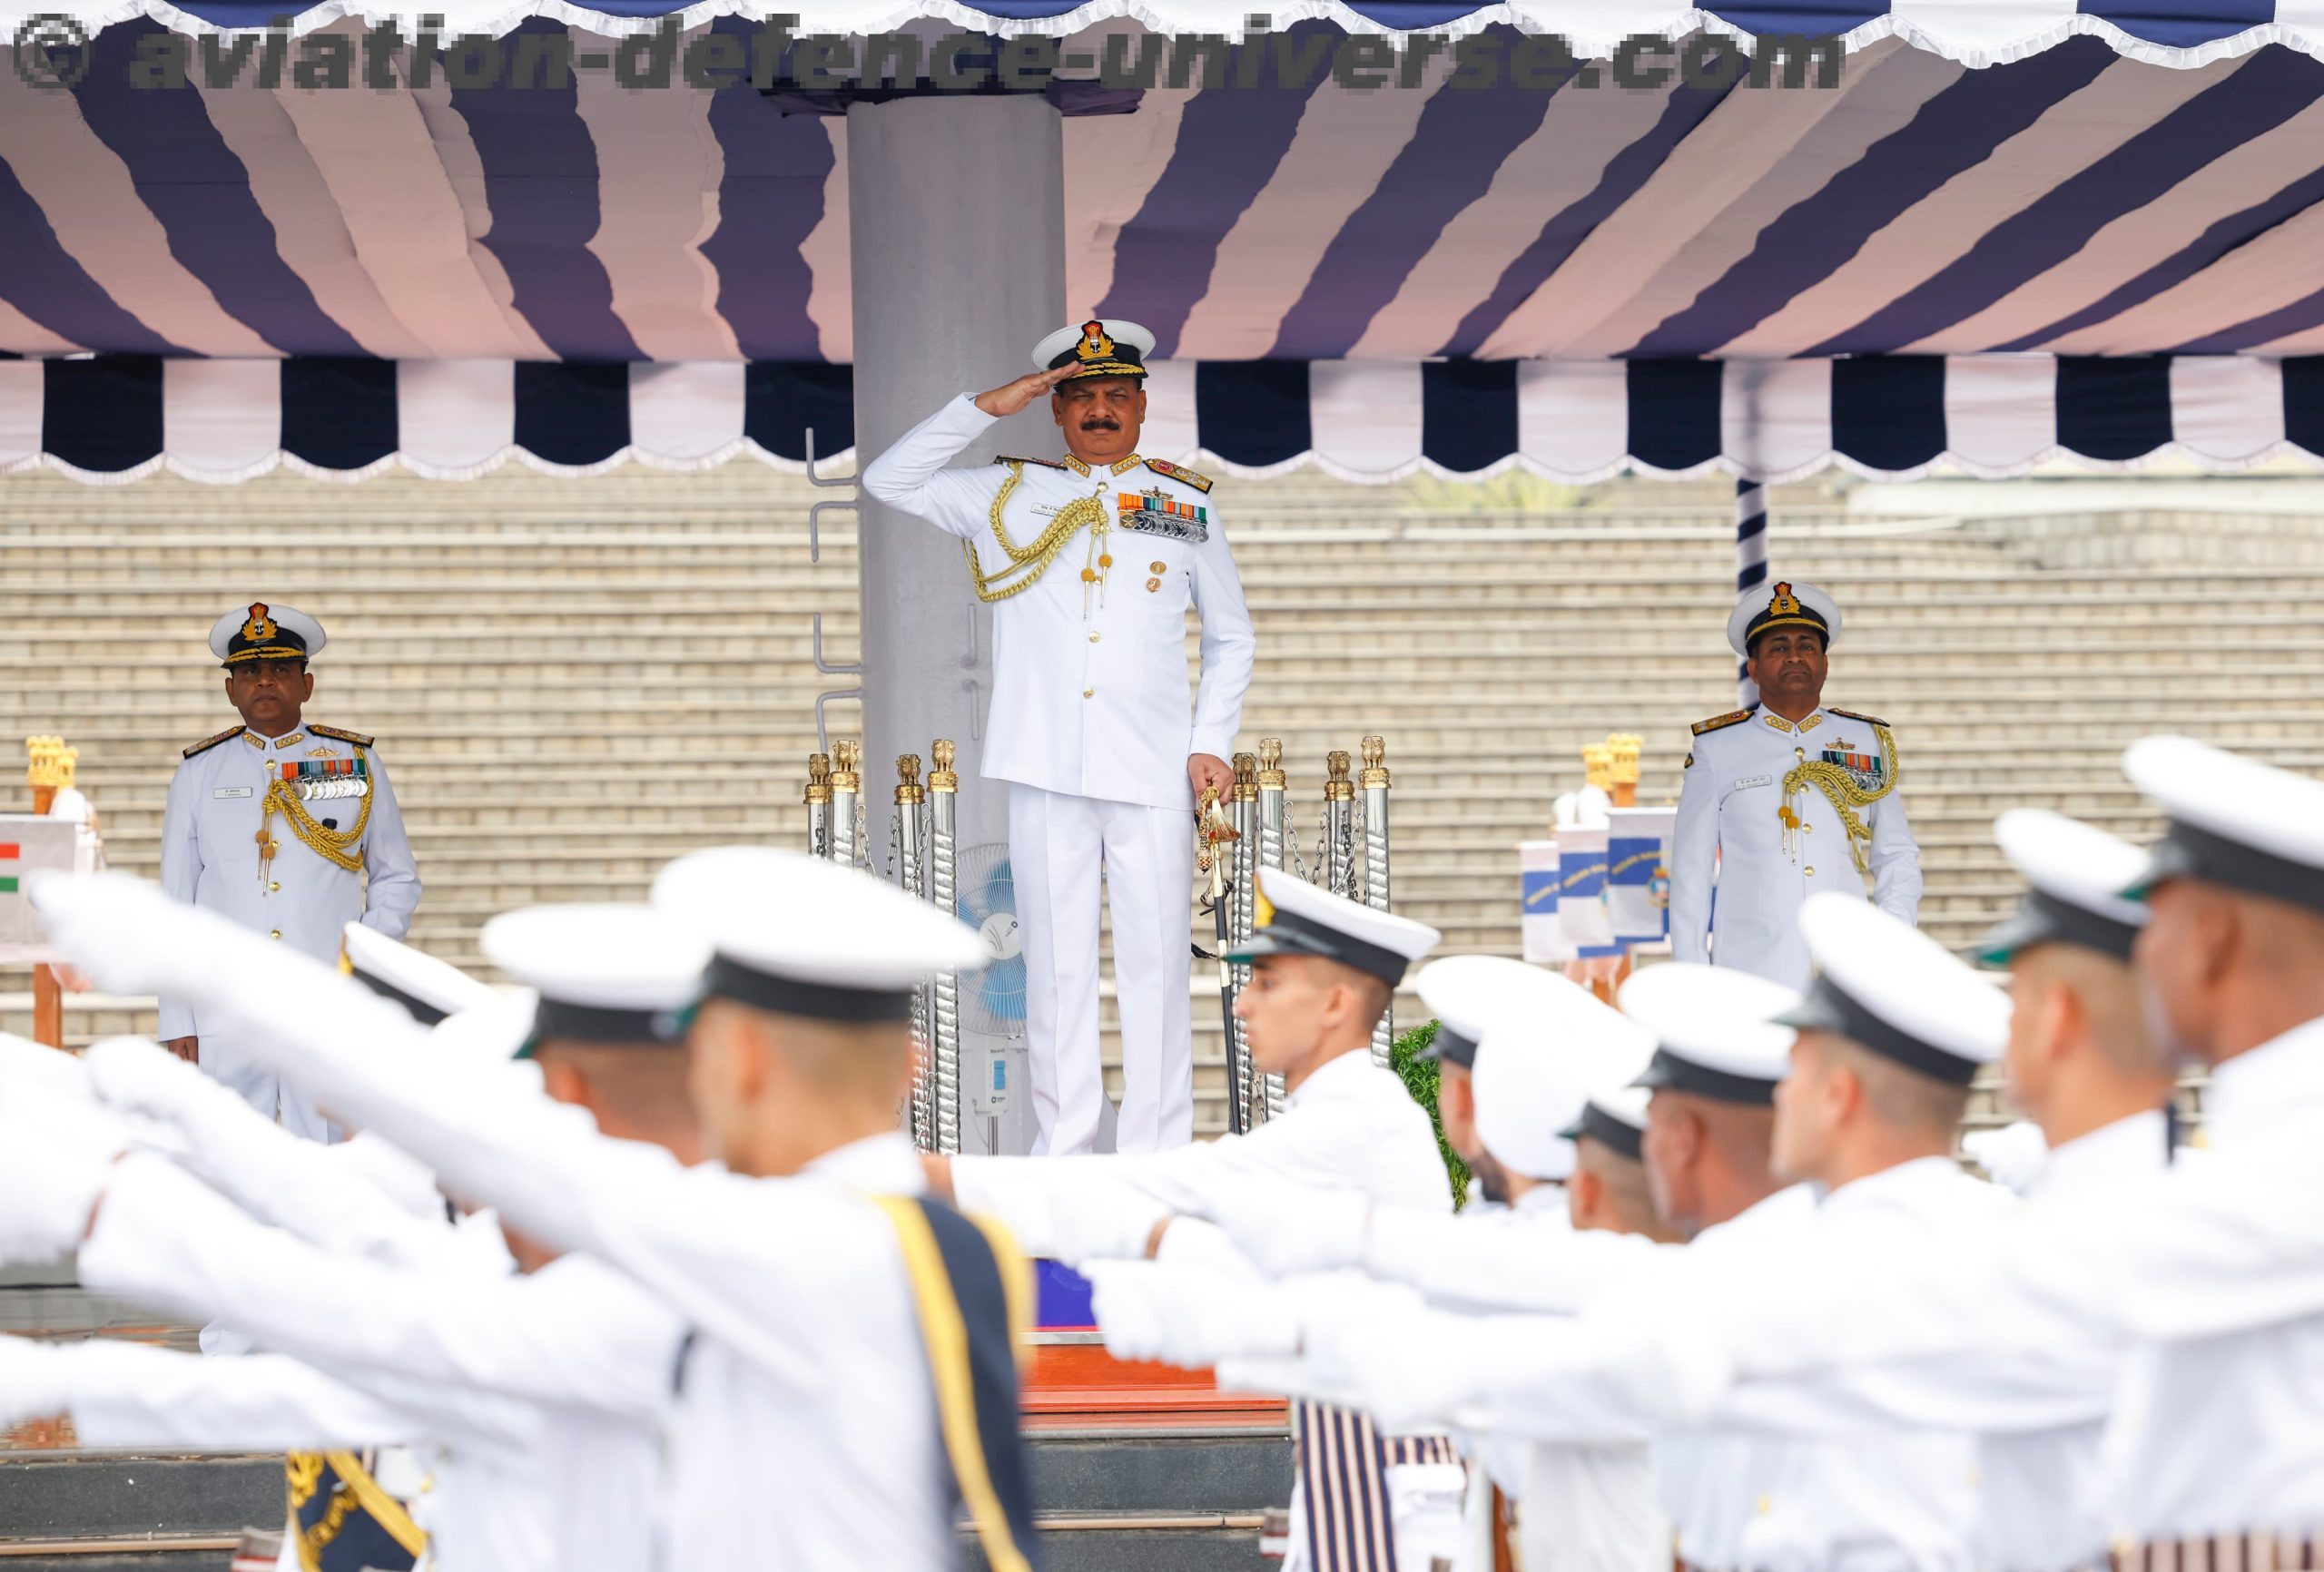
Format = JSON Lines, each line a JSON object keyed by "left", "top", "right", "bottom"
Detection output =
{"left": 263, "top": 745, "right": 376, "bottom": 872}
{"left": 1781, "top": 722, "right": 1900, "bottom": 877}
{"left": 964, "top": 463, "right": 1108, "bottom": 604}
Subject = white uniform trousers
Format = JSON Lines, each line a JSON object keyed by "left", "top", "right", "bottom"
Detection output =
{"left": 1009, "top": 783, "right": 1195, "bottom": 1156}
{"left": 204, "top": 1035, "right": 338, "bottom": 1145}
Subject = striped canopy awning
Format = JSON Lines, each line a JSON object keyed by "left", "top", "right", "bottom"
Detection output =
{"left": 9, "top": 352, "right": 2320, "bottom": 482}
{"left": 8, "top": 9, "right": 2324, "bottom": 481}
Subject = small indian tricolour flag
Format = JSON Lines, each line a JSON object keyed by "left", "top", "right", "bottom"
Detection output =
{"left": 0, "top": 842, "right": 18, "bottom": 894}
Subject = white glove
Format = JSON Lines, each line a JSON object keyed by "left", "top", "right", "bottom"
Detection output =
{"left": 1963, "top": 1121, "right": 2050, "bottom": 1197}
{"left": 1047, "top": 1177, "right": 1172, "bottom": 1269}
{"left": 1198, "top": 1177, "right": 1372, "bottom": 1278}
{"left": 0, "top": 1032, "right": 94, "bottom": 1104}
{"left": 0, "top": 1335, "right": 72, "bottom": 1428}
{"left": 0, "top": 1097, "right": 130, "bottom": 1263}
{"left": 1214, "top": 1353, "right": 1351, "bottom": 1403}
{"left": 1087, "top": 1259, "right": 1305, "bottom": 1369}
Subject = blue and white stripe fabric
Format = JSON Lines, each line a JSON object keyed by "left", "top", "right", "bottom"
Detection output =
{"left": 9, "top": 23, "right": 2324, "bottom": 371}
{"left": 6, "top": 351, "right": 2320, "bottom": 482}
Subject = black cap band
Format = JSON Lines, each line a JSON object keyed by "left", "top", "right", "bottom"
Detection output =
{"left": 2145, "top": 817, "right": 2324, "bottom": 919}
{"left": 1571, "top": 1101, "right": 1645, "bottom": 1164}
{"left": 1423, "top": 1024, "right": 1479, "bottom": 1069}
{"left": 1237, "top": 906, "right": 1412, "bottom": 986}
{"left": 704, "top": 954, "right": 915, "bottom": 1024}
{"left": 1633, "top": 1046, "right": 1777, "bottom": 1106}
{"left": 1778, "top": 972, "right": 1982, "bottom": 1087}
{"left": 351, "top": 968, "right": 450, "bottom": 1028}
{"left": 1978, "top": 889, "right": 2141, "bottom": 967}
{"left": 531, "top": 995, "right": 694, "bottom": 1048}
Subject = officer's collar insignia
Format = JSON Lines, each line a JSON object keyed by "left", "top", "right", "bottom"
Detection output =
{"left": 243, "top": 730, "right": 267, "bottom": 749}
{"left": 1062, "top": 455, "right": 1090, "bottom": 477}
{"left": 1798, "top": 713, "right": 1824, "bottom": 734}
{"left": 1076, "top": 320, "right": 1115, "bottom": 364}
{"left": 1254, "top": 885, "right": 1276, "bottom": 929}
{"left": 1108, "top": 454, "right": 1143, "bottom": 476}
{"left": 1762, "top": 713, "right": 1793, "bottom": 733}
{"left": 242, "top": 604, "right": 277, "bottom": 643}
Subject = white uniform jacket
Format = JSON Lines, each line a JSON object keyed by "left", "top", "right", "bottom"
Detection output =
{"left": 862, "top": 393, "right": 1257, "bottom": 811}
{"left": 1669, "top": 703, "right": 1919, "bottom": 990}
{"left": 159, "top": 722, "right": 419, "bottom": 1040}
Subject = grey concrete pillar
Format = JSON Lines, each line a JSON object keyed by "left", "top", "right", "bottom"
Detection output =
{"left": 849, "top": 93, "right": 1065, "bottom": 1155}
{"left": 848, "top": 92, "right": 1063, "bottom": 865}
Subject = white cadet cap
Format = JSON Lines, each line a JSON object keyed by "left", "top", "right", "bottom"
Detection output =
{"left": 1620, "top": 962, "right": 1800, "bottom": 1105}
{"left": 1727, "top": 579, "right": 1841, "bottom": 659}
{"left": 341, "top": 923, "right": 498, "bottom": 1028}
{"left": 1413, "top": 954, "right": 1512, "bottom": 1068}
{"left": 1568, "top": 1084, "right": 1652, "bottom": 1164}
{"left": 2122, "top": 735, "right": 2324, "bottom": 919}
{"left": 481, "top": 904, "right": 711, "bottom": 1056}
{"left": 1468, "top": 965, "right": 1656, "bottom": 1184}
{"left": 1226, "top": 866, "right": 1442, "bottom": 987}
{"left": 1779, "top": 892, "right": 2007, "bottom": 1085}
{"left": 1975, "top": 810, "right": 2150, "bottom": 968}
{"left": 653, "top": 847, "right": 987, "bottom": 1023}
{"left": 1030, "top": 317, "right": 1156, "bottom": 380}
{"left": 210, "top": 602, "right": 326, "bottom": 666}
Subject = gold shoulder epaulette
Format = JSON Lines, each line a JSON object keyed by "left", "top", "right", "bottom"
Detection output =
{"left": 1690, "top": 709, "right": 1754, "bottom": 737}
{"left": 996, "top": 455, "right": 1068, "bottom": 471}
{"left": 1143, "top": 457, "right": 1213, "bottom": 494}
{"left": 183, "top": 726, "right": 245, "bottom": 760}
{"left": 309, "top": 723, "right": 376, "bottom": 748}
{"left": 1827, "top": 706, "right": 1888, "bottom": 728}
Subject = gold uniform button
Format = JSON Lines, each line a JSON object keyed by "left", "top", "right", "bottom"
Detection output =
{"left": 1805, "top": 867, "right": 1817, "bottom": 878}
{"left": 269, "top": 880, "right": 281, "bottom": 892}
{"left": 1755, "top": 1494, "right": 1772, "bottom": 1516}
{"left": 1145, "top": 577, "right": 1161, "bottom": 592}
{"left": 1149, "top": 560, "right": 1166, "bottom": 573}
{"left": 1088, "top": 632, "right": 1101, "bottom": 643}
{"left": 270, "top": 928, "right": 283, "bottom": 940}
{"left": 1801, "top": 824, "right": 1812, "bottom": 834}
{"left": 1083, "top": 688, "right": 1095, "bottom": 698}
{"left": 1795, "top": 747, "right": 1806, "bottom": 759}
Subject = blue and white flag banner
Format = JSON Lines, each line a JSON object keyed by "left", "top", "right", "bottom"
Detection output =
{"left": 6, "top": 353, "right": 2321, "bottom": 485}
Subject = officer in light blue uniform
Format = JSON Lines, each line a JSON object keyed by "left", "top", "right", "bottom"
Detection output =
{"left": 160, "top": 603, "right": 419, "bottom": 1139}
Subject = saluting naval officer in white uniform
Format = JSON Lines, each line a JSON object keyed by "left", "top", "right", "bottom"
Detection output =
{"left": 160, "top": 604, "right": 419, "bottom": 1140}
{"left": 1670, "top": 581, "right": 1918, "bottom": 990}
{"left": 863, "top": 318, "right": 1256, "bottom": 1156}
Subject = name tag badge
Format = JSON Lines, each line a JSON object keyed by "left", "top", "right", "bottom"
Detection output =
{"left": 1733, "top": 774, "right": 1773, "bottom": 791}
{"left": 212, "top": 786, "right": 253, "bottom": 799}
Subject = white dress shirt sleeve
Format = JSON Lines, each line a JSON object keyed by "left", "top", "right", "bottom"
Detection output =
{"left": 156, "top": 760, "right": 203, "bottom": 1041}
{"left": 63, "top": 1341, "right": 440, "bottom": 1451}
{"left": 1186, "top": 506, "right": 1256, "bottom": 761}
{"left": 1866, "top": 774, "right": 1921, "bottom": 926}
{"left": 1669, "top": 736, "right": 1718, "bottom": 965}
{"left": 357, "top": 748, "right": 420, "bottom": 938}
{"left": 860, "top": 394, "right": 1006, "bottom": 541}
{"left": 77, "top": 1156, "right": 672, "bottom": 1421}
{"left": 1363, "top": 1208, "right": 1668, "bottom": 1314}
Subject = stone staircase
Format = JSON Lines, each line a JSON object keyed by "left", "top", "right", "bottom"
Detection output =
{"left": 5, "top": 466, "right": 2324, "bottom": 1136}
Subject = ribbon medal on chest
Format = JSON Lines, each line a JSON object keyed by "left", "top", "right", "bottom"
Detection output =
{"left": 282, "top": 754, "right": 371, "bottom": 802}
{"left": 1819, "top": 739, "right": 1885, "bottom": 794}
{"left": 1117, "top": 486, "right": 1207, "bottom": 545}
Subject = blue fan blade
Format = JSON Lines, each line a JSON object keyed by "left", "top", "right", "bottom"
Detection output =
{"left": 980, "top": 957, "right": 1027, "bottom": 1024}
{"left": 986, "top": 858, "right": 1014, "bottom": 915}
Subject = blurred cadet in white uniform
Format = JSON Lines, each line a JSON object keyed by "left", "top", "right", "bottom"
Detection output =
{"left": 161, "top": 603, "right": 419, "bottom": 1139}
{"left": 931, "top": 866, "right": 1454, "bottom": 1572}
{"left": 1671, "top": 581, "right": 1918, "bottom": 989}
{"left": 29, "top": 851, "right": 1039, "bottom": 1572}
{"left": 863, "top": 318, "right": 1256, "bottom": 1156}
